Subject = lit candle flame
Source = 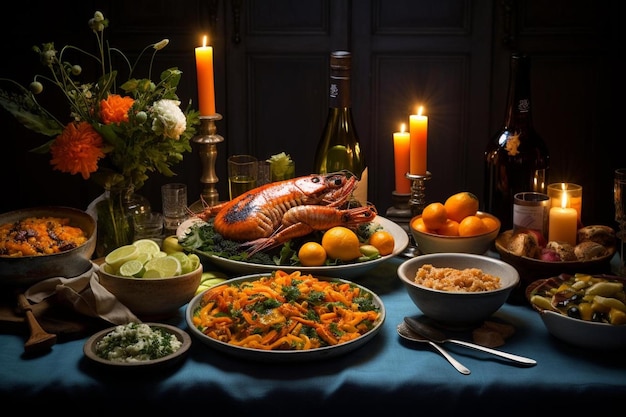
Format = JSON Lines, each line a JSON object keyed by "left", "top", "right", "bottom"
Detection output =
{"left": 202, "top": 35, "right": 208, "bottom": 47}
{"left": 400, "top": 123, "right": 406, "bottom": 133}
{"left": 417, "top": 106, "right": 424, "bottom": 117}
{"left": 561, "top": 190, "right": 568, "bottom": 209}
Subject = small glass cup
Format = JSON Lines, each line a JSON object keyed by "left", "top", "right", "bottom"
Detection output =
{"left": 547, "top": 183, "right": 582, "bottom": 222}
{"left": 513, "top": 192, "right": 550, "bottom": 240}
{"left": 133, "top": 212, "right": 164, "bottom": 242}
{"left": 228, "top": 155, "right": 258, "bottom": 199}
{"left": 161, "top": 183, "right": 187, "bottom": 235}
{"left": 257, "top": 160, "right": 272, "bottom": 186}
{"left": 270, "top": 160, "right": 295, "bottom": 182}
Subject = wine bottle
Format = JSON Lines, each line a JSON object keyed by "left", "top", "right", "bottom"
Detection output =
{"left": 314, "top": 51, "right": 368, "bottom": 205}
{"left": 484, "top": 52, "right": 550, "bottom": 231}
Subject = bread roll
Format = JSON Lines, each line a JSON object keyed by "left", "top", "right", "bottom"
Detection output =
{"left": 507, "top": 232, "right": 540, "bottom": 258}
{"left": 574, "top": 240, "right": 608, "bottom": 261}
{"left": 577, "top": 225, "right": 616, "bottom": 247}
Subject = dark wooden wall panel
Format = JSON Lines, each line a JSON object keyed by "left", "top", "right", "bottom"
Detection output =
{"left": 247, "top": 55, "right": 327, "bottom": 167}
{"left": 374, "top": 55, "right": 469, "bottom": 208}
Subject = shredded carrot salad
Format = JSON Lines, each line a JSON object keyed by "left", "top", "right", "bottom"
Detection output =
{"left": 191, "top": 270, "right": 382, "bottom": 351}
{"left": 0, "top": 216, "right": 88, "bottom": 257}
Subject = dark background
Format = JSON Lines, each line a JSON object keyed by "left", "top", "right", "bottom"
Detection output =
{"left": 0, "top": 0, "right": 621, "bottom": 231}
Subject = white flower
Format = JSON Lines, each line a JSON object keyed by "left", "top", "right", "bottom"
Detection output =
{"left": 151, "top": 99, "right": 187, "bottom": 140}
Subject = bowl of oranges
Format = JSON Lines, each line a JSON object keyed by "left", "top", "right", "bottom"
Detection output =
{"left": 410, "top": 192, "right": 501, "bottom": 255}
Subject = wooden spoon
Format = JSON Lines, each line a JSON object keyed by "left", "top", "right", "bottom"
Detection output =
{"left": 17, "top": 293, "right": 57, "bottom": 354}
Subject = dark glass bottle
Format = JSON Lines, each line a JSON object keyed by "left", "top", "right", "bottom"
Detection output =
{"left": 314, "top": 51, "right": 368, "bottom": 205}
{"left": 484, "top": 53, "right": 550, "bottom": 231}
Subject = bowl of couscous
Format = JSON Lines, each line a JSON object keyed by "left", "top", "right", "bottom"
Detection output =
{"left": 397, "top": 253, "right": 519, "bottom": 326}
{"left": 0, "top": 206, "right": 97, "bottom": 287}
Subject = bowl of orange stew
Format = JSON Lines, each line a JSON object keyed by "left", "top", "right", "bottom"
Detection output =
{"left": 0, "top": 206, "right": 96, "bottom": 287}
{"left": 186, "top": 270, "right": 385, "bottom": 362}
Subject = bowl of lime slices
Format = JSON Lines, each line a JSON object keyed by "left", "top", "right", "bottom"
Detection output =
{"left": 96, "top": 239, "right": 203, "bottom": 319}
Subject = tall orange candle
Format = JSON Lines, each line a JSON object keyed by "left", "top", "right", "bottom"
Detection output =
{"left": 195, "top": 36, "right": 216, "bottom": 116}
{"left": 393, "top": 123, "right": 411, "bottom": 194}
{"left": 409, "top": 106, "right": 428, "bottom": 175}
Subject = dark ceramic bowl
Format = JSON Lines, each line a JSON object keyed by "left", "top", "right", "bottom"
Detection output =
{"left": 0, "top": 206, "right": 97, "bottom": 287}
{"left": 495, "top": 230, "right": 616, "bottom": 294}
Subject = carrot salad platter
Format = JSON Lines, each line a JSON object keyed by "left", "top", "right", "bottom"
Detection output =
{"left": 186, "top": 270, "right": 385, "bottom": 361}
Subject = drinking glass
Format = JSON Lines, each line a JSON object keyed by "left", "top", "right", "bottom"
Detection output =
{"left": 614, "top": 168, "right": 626, "bottom": 276}
{"left": 133, "top": 212, "right": 164, "bottom": 242}
{"left": 228, "top": 155, "right": 258, "bottom": 200}
{"left": 161, "top": 183, "right": 188, "bottom": 235}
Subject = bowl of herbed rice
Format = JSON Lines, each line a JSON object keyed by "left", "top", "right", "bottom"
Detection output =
{"left": 397, "top": 253, "right": 519, "bottom": 326}
{"left": 83, "top": 322, "right": 191, "bottom": 369}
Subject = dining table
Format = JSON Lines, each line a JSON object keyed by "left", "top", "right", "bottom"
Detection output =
{"left": 1, "top": 252, "right": 624, "bottom": 415}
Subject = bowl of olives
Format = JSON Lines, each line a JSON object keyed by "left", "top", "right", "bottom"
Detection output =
{"left": 525, "top": 273, "right": 626, "bottom": 350}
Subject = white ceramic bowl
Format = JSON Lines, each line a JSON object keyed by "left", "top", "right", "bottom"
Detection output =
{"left": 397, "top": 253, "right": 519, "bottom": 325}
{"left": 409, "top": 211, "right": 500, "bottom": 255}
{"left": 0, "top": 206, "right": 96, "bottom": 287}
{"left": 525, "top": 274, "right": 626, "bottom": 350}
{"left": 97, "top": 264, "right": 202, "bottom": 319}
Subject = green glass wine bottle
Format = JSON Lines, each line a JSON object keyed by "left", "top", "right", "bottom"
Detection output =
{"left": 314, "top": 51, "right": 368, "bottom": 205}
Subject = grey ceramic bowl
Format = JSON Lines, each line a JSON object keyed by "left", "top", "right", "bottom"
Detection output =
{"left": 0, "top": 206, "right": 96, "bottom": 287}
{"left": 397, "top": 253, "right": 519, "bottom": 325}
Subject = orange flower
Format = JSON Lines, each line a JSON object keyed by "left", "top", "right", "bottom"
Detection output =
{"left": 50, "top": 121, "right": 105, "bottom": 179}
{"left": 100, "top": 94, "right": 134, "bottom": 124}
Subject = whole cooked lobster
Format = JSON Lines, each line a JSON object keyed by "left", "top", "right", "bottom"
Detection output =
{"left": 193, "top": 172, "right": 376, "bottom": 254}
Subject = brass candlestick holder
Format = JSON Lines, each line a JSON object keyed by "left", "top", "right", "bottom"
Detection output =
{"left": 385, "top": 171, "right": 432, "bottom": 258}
{"left": 193, "top": 114, "right": 224, "bottom": 207}
{"left": 406, "top": 171, "right": 432, "bottom": 217}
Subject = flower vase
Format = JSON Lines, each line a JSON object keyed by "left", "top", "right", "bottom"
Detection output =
{"left": 93, "top": 185, "right": 136, "bottom": 258}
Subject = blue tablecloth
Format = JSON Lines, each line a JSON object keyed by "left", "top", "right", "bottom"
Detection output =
{"left": 1, "top": 256, "right": 624, "bottom": 415}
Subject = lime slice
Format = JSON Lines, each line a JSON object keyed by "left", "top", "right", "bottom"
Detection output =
{"left": 153, "top": 251, "right": 168, "bottom": 258}
{"left": 118, "top": 259, "right": 145, "bottom": 278}
{"left": 170, "top": 252, "right": 193, "bottom": 274}
{"left": 133, "top": 239, "right": 161, "bottom": 258}
{"left": 188, "top": 253, "right": 201, "bottom": 272}
{"left": 135, "top": 252, "right": 151, "bottom": 265}
{"left": 104, "top": 245, "right": 139, "bottom": 272}
{"left": 100, "top": 263, "right": 115, "bottom": 274}
{"left": 143, "top": 255, "right": 182, "bottom": 277}
{"left": 142, "top": 269, "right": 163, "bottom": 278}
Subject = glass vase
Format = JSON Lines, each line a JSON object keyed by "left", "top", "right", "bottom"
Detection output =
{"left": 93, "top": 185, "right": 136, "bottom": 258}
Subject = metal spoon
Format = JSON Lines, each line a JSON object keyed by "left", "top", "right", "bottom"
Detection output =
{"left": 397, "top": 321, "right": 471, "bottom": 375}
{"left": 404, "top": 317, "right": 536, "bottom": 366}
{"left": 17, "top": 293, "right": 57, "bottom": 354}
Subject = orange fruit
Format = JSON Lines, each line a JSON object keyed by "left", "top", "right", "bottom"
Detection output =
{"left": 368, "top": 230, "right": 395, "bottom": 256}
{"left": 444, "top": 192, "right": 479, "bottom": 223}
{"left": 411, "top": 217, "right": 433, "bottom": 234}
{"left": 298, "top": 241, "right": 327, "bottom": 266}
{"left": 480, "top": 216, "right": 499, "bottom": 233}
{"left": 458, "top": 215, "right": 488, "bottom": 237}
{"left": 321, "top": 227, "right": 362, "bottom": 261}
{"left": 421, "top": 202, "right": 447, "bottom": 230}
{"left": 437, "top": 219, "right": 460, "bottom": 236}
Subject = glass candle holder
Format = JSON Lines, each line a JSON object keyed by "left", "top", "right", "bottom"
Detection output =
{"left": 547, "top": 183, "right": 582, "bottom": 221}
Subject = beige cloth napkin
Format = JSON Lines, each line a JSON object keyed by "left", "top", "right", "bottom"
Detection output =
{"left": 25, "top": 262, "right": 140, "bottom": 325}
